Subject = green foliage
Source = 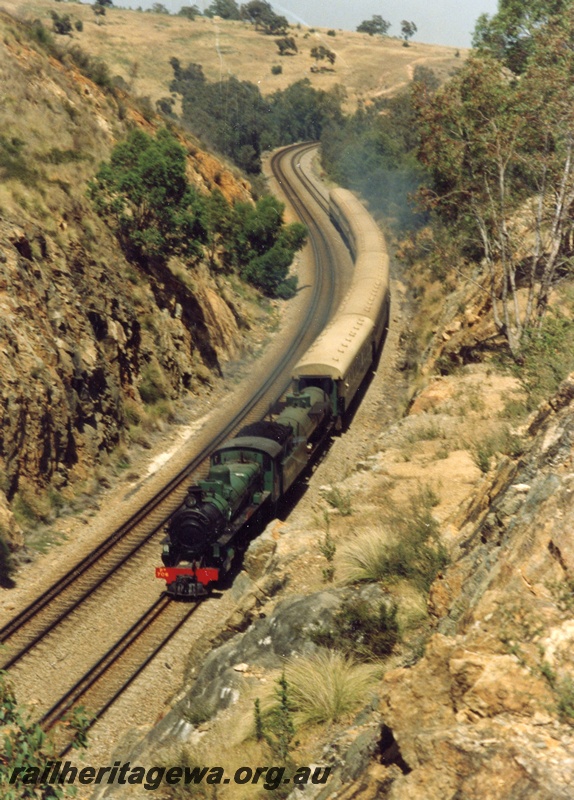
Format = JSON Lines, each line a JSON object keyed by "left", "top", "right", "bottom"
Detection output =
{"left": 170, "top": 56, "right": 345, "bottom": 173}
{"left": 271, "top": 64, "right": 282, "bottom": 74}
{"left": 276, "top": 36, "right": 297, "bottom": 56}
{"left": 50, "top": 11, "right": 73, "bottom": 36}
{"left": 0, "top": 135, "right": 39, "bottom": 186}
{"left": 415, "top": 17, "right": 574, "bottom": 352}
{"left": 340, "top": 489, "right": 448, "bottom": 592}
{"left": 319, "top": 522, "right": 336, "bottom": 583}
{"left": 546, "top": 575, "right": 574, "bottom": 613}
{"left": 0, "top": 672, "right": 89, "bottom": 798}
{"left": 230, "top": 196, "right": 306, "bottom": 296}
{"left": 0, "top": 534, "right": 14, "bottom": 588}
{"left": 89, "top": 128, "right": 207, "bottom": 262}
{"left": 27, "top": 19, "right": 54, "bottom": 48}
{"left": 256, "top": 673, "right": 296, "bottom": 760}
{"left": 540, "top": 664, "right": 574, "bottom": 726}
{"left": 254, "top": 697, "right": 264, "bottom": 741}
{"left": 321, "top": 72, "right": 432, "bottom": 230}
{"left": 324, "top": 487, "right": 352, "bottom": 516}
{"left": 241, "top": 1, "right": 288, "bottom": 34}
{"left": 400, "top": 20, "right": 417, "bottom": 43}
{"left": 469, "top": 427, "right": 524, "bottom": 472}
{"left": 312, "top": 597, "right": 400, "bottom": 660}
{"left": 178, "top": 5, "right": 201, "bottom": 20}
{"left": 67, "top": 45, "right": 114, "bottom": 89}
{"left": 170, "top": 60, "right": 269, "bottom": 173}
{"left": 90, "top": 132, "right": 303, "bottom": 297}
{"left": 513, "top": 308, "right": 574, "bottom": 409}
{"left": 556, "top": 676, "right": 574, "bottom": 724}
{"left": 310, "top": 45, "right": 336, "bottom": 66}
{"left": 64, "top": 705, "right": 93, "bottom": 749}
{"left": 205, "top": 0, "right": 240, "bottom": 19}
{"left": 472, "top": 0, "right": 568, "bottom": 73}
{"left": 138, "top": 361, "right": 170, "bottom": 405}
{"left": 357, "top": 15, "right": 390, "bottom": 36}
{"left": 268, "top": 80, "right": 345, "bottom": 145}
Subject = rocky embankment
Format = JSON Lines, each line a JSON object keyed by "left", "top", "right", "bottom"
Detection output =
{"left": 97, "top": 355, "right": 574, "bottom": 799}
{"left": 0, "top": 11, "right": 257, "bottom": 557}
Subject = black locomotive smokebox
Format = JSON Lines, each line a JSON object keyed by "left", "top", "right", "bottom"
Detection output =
{"left": 169, "top": 504, "right": 225, "bottom": 552}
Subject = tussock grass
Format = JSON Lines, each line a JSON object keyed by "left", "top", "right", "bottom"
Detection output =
{"left": 338, "top": 488, "right": 448, "bottom": 592}
{"left": 338, "top": 527, "right": 392, "bottom": 585}
{"left": 285, "top": 650, "right": 381, "bottom": 725}
{"left": 323, "top": 486, "right": 352, "bottom": 516}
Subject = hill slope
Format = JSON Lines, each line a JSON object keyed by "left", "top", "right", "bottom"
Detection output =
{"left": 2, "top": 1, "right": 464, "bottom": 110}
{"left": 0, "top": 8, "right": 264, "bottom": 557}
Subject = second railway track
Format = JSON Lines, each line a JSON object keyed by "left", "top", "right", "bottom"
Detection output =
{"left": 1, "top": 142, "right": 349, "bottom": 734}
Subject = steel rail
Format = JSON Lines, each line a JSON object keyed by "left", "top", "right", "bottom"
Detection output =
{"left": 0, "top": 142, "right": 336, "bottom": 674}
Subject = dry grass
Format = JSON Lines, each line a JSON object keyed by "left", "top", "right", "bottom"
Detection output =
{"left": 285, "top": 650, "right": 381, "bottom": 725}
{"left": 4, "top": 0, "right": 465, "bottom": 111}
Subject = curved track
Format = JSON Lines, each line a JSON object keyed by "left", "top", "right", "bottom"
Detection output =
{"left": 0, "top": 143, "right": 334, "bottom": 672}
{"left": 1, "top": 143, "right": 350, "bottom": 745}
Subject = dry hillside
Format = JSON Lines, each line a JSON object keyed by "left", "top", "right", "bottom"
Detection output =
{"left": 2, "top": 0, "right": 464, "bottom": 110}
{"left": 0, "top": 7, "right": 273, "bottom": 560}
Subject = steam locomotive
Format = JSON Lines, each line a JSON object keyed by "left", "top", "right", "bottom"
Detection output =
{"left": 156, "top": 186, "right": 389, "bottom": 598}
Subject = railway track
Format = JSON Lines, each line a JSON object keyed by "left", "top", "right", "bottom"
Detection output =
{"left": 1, "top": 142, "right": 347, "bottom": 740}
{"left": 40, "top": 596, "right": 199, "bottom": 755}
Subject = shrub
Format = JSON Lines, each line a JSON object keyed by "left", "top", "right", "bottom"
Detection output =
{"left": 557, "top": 676, "right": 574, "bottom": 724}
{"left": 470, "top": 426, "right": 524, "bottom": 473}
{"left": 271, "top": 64, "right": 282, "bottom": 75}
{"left": 0, "top": 535, "right": 14, "bottom": 588}
{"left": 89, "top": 128, "right": 207, "bottom": 263}
{"left": 0, "top": 671, "right": 89, "bottom": 798}
{"left": 339, "top": 490, "right": 448, "bottom": 592}
{"left": 138, "top": 361, "right": 170, "bottom": 405}
{"left": 256, "top": 673, "right": 296, "bottom": 760}
{"left": 285, "top": 651, "right": 380, "bottom": 725}
{"left": 312, "top": 597, "right": 400, "bottom": 660}
{"left": 516, "top": 308, "right": 574, "bottom": 409}
{"left": 323, "top": 487, "right": 352, "bottom": 516}
{"left": 67, "top": 45, "right": 114, "bottom": 90}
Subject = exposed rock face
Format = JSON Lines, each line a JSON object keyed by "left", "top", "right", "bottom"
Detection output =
{"left": 0, "top": 212, "right": 243, "bottom": 531}
{"left": 0, "top": 14, "right": 254, "bottom": 542}
{"left": 365, "top": 373, "right": 574, "bottom": 800}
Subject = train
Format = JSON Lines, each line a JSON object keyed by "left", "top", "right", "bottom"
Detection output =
{"left": 156, "top": 187, "right": 390, "bottom": 598}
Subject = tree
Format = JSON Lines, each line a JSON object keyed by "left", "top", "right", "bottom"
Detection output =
{"left": 473, "top": 0, "right": 568, "bottom": 74}
{"left": 400, "top": 20, "right": 417, "bottom": 44}
{"left": 150, "top": 3, "right": 170, "bottom": 13}
{"left": 50, "top": 11, "right": 73, "bottom": 35}
{"left": 268, "top": 79, "right": 345, "bottom": 143}
{"left": 276, "top": 36, "right": 297, "bottom": 55}
{"left": 178, "top": 5, "right": 201, "bottom": 19}
{"left": 205, "top": 0, "right": 241, "bottom": 19}
{"left": 356, "top": 14, "right": 390, "bottom": 36}
{"left": 170, "top": 60, "right": 270, "bottom": 173}
{"left": 88, "top": 128, "right": 207, "bottom": 263}
{"left": 415, "top": 19, "right": 574, "bottom": 356}
{"left": 240, "top": 0, "right": 287, "bottom": 34}
{"left": 310, "top": 45, "right": 336, "bottom": 69}
{"left": 228, "top": 195, "right": 306, "bottom": 296}
{"left": 93, "top": 3, "right": 106, "bottom": 22}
